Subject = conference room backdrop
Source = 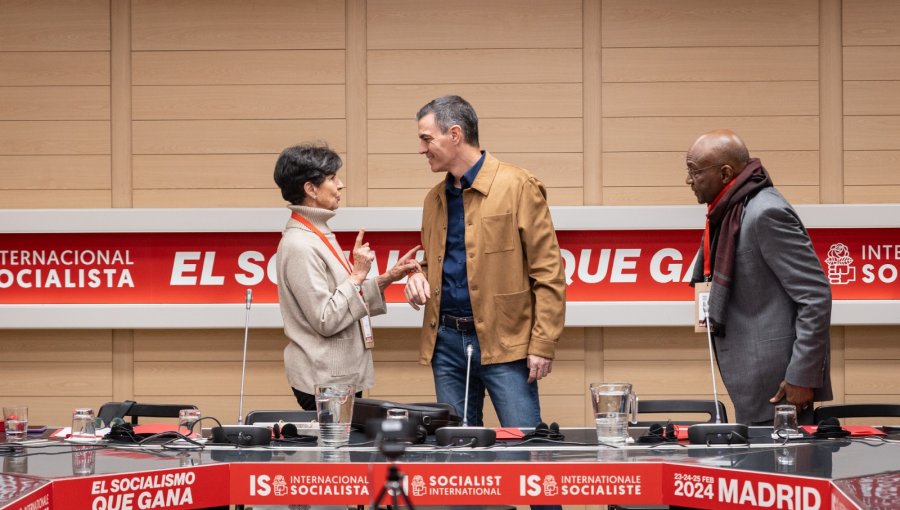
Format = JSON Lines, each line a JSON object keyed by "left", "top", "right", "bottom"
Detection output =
{"left": 1, "top": 0, "right": 898, "bottom": 429}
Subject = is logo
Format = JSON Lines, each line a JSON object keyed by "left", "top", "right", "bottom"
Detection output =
{"left": 825, "top": 243, "right": 855, "bottom": 285}
{"left": 542, "top": 475, "right": 558, "bottom": 497}
{"left": 411, "top": 475, "right": 427, "bottom": 497}
{"left": 273, "top": 474, "right": 288, "bottom": 496}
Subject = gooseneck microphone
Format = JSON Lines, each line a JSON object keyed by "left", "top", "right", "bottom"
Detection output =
{"left": 687, "top": 300, "right": 748, "bottom": 444}
{"left": 434, "top": 341, "right": 496, "bottom": 447}
{"left": 210, "top": 289, "right": 271, "bottom": 446}
{"left": 238, "top": 288, "right": 252, "bottom": 424}
{"left": 462, "top": 344, "right": 473, "bottom": 427}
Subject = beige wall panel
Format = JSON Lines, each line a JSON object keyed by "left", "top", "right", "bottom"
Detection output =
{"left": 0, "top": 0, "right": 109, "bottom": 51}
{"left": 369, "top": 119, "right": 582, "bottom": 154}
{"left": 369, "top": 84, "right": 582, "bottom": 119}
{"left": 132, "top": 119, "right": 346, "bottom": 154}
{"left": 845, "top": 326, "right": 900, "bottom": 359}
{"left": 0, "top": 52, "right": 109, "bottom": 86}
{"left": 132, "top": 0, "right": 345, "bottom": 51}
{"left": 0, "top": 362, "right": 111, "bottom": 396}
{"left": 366, "top": 187, "right": 583, "bottom": 206}
{"left": 134, "top": 329, "right": 286, "bottom": 362}
{"left": 371, "top": 360, "right": 583, "bottom": 397}
{"left": 368, "top": 49, "right": 582, "bottom": 85}
{"left": 367, "top": 0, "right": 581, "bottom": 50}
{"left": 133, "top": 189, "right": 281, "bottom": 208}
{"left": 604, "top": 327, "right": 708, "bottom": 361}
{"left": 603, "top": 151, "right": 819, "bottom": 187}
{"left": 370, "top": 328, "right": 421, "bottom": 362}
{"left": 0, "top": 330, "right": 111, "bottom": 362}
{"left": 133, "top": 50, "right": 345, "bottom": 85}
{"left": 135, "top": 361, "right": 285, "bottom": 396}
{"left": 134, "top": 154, "right": 280, "bottom": 189}
{"left": 602, "top": 186, "right": 821, "bottom": 206}
{"left": 844, "top": 185, "right": 900, "bottom": 203}
{"left": 368, "top": 153, "right": 583, "bottom": 189}
{"left": 5, "top": 397, "right": 113, "bottom": 427}
{"left": 0, "top": 86, "right": 109, "bottom": 121}
{"left": 372, "top": 328, "right": 584, "bottom": 363}
{"left": 603, "top": 82, "right": 819, "bottom": 118}
{"left": 845, "top": 360, "right": 900, "bottom": 394}
{"left": 843, "top": 0, "right": 900, "bottom": 46}
{"left": 844, "top": 46, "right": 900, "bottom": 81}
{"left": 845, "top": 116, "right": 900, "bottom": 150}
{"left": 603, "top": 117, "right": 819, "bottom": 152}
{"left": 844, "top": 151, "right": 900, "bottom": 185}
{"left": 605, "top": 360, "right": 726, "bottom": 396}
{"left": 601, "top": 0, "right": 818, "bottom": 47}
{"left": 132, "top": 85, "right": 345, "bottom": 120}
{"left": 846, "top": 81, "right": 900, "bottom": 115}
{"left": 0, "top": 121, "right": 110, "bottom": 155}
{"left": 842, "top": 395, "right": 900, "bottom": 425}
{"left": 603, "top": 47, "right": 818, "bottom": 83}
{"left": 140, "top": 395, "right": 300, "bottom": 423}
{"left": 370, "top": 362, "right": 440, "bottom": 397}
{"left": 0, "top": 155, "right": 110, "bottom": 189}
{"left": 0, "top": 190, "right": 111, "bottom": 208}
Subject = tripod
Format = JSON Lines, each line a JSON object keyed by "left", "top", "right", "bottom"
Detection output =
{"left": 371, "top": 462, "right": 415, "bottom": 510}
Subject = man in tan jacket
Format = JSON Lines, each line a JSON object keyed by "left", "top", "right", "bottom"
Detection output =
{"left": 405, "top": 95, "right": 566, "bottom": 428}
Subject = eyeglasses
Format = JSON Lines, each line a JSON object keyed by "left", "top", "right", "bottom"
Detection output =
{"left": 686, "top": 162, "right": 725, "bottom": 180}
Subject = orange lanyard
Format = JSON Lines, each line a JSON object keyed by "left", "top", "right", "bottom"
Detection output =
{"left": 291, "top": 212, "right": 351, "bottom": 274}
{"left": 703, "top": 179, "right": 737, "bottom": 278}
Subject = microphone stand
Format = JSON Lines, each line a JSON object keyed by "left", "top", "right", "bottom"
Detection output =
{"left": 462, "top": 344, "right": 473, "bottom": 427}
{"left": 209, "top": 289, "right": 271, "bottom": 446}
{"left": 687, "top": 302, "right": 748, "bottom": 445}
{"left": 238, "top": 289, "right": 251, "bottom": 425}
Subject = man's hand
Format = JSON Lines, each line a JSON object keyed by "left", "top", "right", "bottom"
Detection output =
{"left": 404, "top": 272, "right": 430, "bottom": 310}
{"left": 769, "top": 380, "right": 815, "bottom": 411}
{"left": 527, "top": 355, "right": 553, "bottom": 384}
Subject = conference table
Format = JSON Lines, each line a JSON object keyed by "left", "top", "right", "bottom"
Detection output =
{"left": 1, "top": 427, "right": 898, "bottom": 510}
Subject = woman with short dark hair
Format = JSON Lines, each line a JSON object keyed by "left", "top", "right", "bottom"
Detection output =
{"left": 274, "top": 143, "right": 419, "bottom": 410}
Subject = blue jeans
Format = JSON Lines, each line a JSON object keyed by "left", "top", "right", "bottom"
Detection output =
{"left": 431, "top": 325, "right": 542, "bottom": 427}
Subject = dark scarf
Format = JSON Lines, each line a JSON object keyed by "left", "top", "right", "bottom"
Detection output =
{"left": 690, "top": 159, "right": 773, "bottom": 331}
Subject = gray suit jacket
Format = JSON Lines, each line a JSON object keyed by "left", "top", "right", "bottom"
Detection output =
{"left": 711, "top": 187, "right": 833, "bottom": 424}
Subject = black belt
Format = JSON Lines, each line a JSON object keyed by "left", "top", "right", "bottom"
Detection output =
{"left": 440, "top": 314, "right": 476, "bottom": 332}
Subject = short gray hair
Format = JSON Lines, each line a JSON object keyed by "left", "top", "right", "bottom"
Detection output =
{"left": 416, "top": 95, "right": 479, "bottom": 147}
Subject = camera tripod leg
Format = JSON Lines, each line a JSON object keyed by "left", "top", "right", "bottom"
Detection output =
{"left": 370, "top": 465, "right": 415, "bottom": 510}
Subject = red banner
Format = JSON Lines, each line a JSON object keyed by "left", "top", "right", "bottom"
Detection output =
{"left": 50, "top": 465, "right": 229, "bottom": 510}
{"left": 662, "top": 464, "right": 833, "bottom": 510}
{"left": 0, "top": 228, "right": 897, "bottom": 304}
{"left": 230, "top": 461, "right": 662, "bottom": 506}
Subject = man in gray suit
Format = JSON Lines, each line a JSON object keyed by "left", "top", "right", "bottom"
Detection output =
{"left": 686, "top": 129, "right": 833, "bottom": 425}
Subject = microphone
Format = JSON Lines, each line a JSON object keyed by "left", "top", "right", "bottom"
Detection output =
{"left": 238, "top": 288, "right": 252, "bottom": 424}
{"left": 434, "top": 342, "right": 496, "bottom": 447}
{"left": 687, "top": 301, "right": 748, "bottom": 445}
{"left": 462, "top": 344, "right": 473, "bottom": 427}
{"left": 210, "top": 289, "right": 270, "bottom": 446}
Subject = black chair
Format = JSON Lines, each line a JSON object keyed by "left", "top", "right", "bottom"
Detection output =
{"left": 244, "top": 409, "right": 317, "bottom": 424}
{"left": 98, "top": 401, "right": 198, "bottom": 425}
{"left": 813, "top": 403, "right": 900, "bottom": 423}
{"left": 635, "top": 399, "right": 728, "bottom": 426}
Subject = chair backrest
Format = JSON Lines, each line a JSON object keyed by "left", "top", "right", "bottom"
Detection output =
{"left": 635, "top": 399, "right": 728, "bottom": 427}
{"left": 245, "top": 410, "right": 317, "bottom": 425}
{"left": 98, "top": 401, "right": 198, "bottom": 425}
{"left": 813, "top": 403, "right": 900, "bottom": 423}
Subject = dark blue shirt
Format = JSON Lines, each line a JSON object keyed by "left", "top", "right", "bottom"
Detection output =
{"left": 440, "top": 152, "right": 485, "bottom": 316}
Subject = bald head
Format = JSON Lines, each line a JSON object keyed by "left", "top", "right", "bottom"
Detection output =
{"left": 685, "top": 129, "right": 752, "bottom": 204}
{"left": 689, "top": 129, "right": 751, "bottom": 173}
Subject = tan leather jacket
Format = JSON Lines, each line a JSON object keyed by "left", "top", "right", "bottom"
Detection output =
{"left": 417, "top": 152, "right": 566, "bottom": 365}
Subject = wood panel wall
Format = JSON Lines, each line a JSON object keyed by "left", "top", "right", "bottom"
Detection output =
{"left": 1, "top": 0, "right": 898, "bottom": 430}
